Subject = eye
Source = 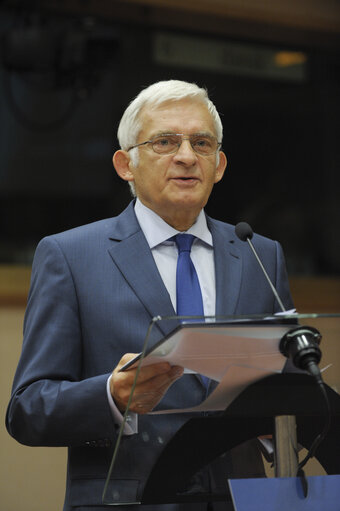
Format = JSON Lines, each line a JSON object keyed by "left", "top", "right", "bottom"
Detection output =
{"left": 158, "top": 136, "right": 178, "bottom": 144}
{"left": 197, "top": 139, "right": 209, "bottom": 146}
{"left": 152, "top": 135, "right": 179, "bottom": 153}
{"left": 192, "top": 137, "right": 214, "bottom": 151}
{"left": 156, "top": 137, "right": 171, "bottom": 146}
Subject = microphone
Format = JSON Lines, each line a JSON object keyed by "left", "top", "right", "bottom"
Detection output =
{"left": 234, "top": 221, "right": 322, "bottom": 373}
{"left": 234, "top": 221, "right": 254, "bottom": 242}
{"left": 235, "top": 222, "right": 329, "bottom": 476}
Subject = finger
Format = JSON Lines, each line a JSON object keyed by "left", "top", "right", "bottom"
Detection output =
{"left": 115, "top": 352, "right": 173, "bottom": 379}
{"left": 112, "top": 364, "right": 181, "bottom": 409}
{"left": 115, "top": 364, "right": 175, "bottom": 394}
{"left": 127, "top": 366, "right": 184, "bottom": 414}
{"left": 115, "top": 353, "right": 140, "bottom": 369}
{"left": 114, "top": 366, "right": 183, "bottom": 414}
{"left": 129, "top": 364, "right": 183, "bottom": 392}
{"left": 124, "top": 361, "right": 174, "bottom": 382}
{"left": 114, "top": 364, "right": 182, "bottom": 402}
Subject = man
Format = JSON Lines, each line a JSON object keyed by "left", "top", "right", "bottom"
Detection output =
{"left": 6, "top": 80, "right": 294, "bottom": 510}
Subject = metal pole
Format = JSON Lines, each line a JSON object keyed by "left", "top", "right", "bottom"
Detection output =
{"left": 274, "top": 415, "right": 299, "bottom": 477}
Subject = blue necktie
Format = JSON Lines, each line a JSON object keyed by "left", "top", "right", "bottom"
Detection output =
{"left": 174, "top": 234, "right": 204, "bottom": 318}
{"left": 174, "top": 233, "right": 209, "bottom": 388}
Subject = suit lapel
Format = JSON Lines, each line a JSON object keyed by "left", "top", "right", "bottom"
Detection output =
{"left": 207, "top": 216, "right": 243, "bottom": 317}
{"left": 107, "top": 203, "right": 176, "bottom": 338}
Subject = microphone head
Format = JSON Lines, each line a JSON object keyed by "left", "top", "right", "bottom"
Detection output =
{"left": 235, "top": 222, "right": 253, "bottom": 241}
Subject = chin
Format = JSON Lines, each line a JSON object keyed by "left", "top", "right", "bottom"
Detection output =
{"left": 175, "top": 193, "right": 207, "bottom": 208}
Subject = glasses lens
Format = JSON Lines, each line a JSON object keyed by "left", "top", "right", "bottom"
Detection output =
{"left": 152, "top": 135, "right": 180, "bottom": 154}
{"left": 151, "top": 134, "right": 219, "bottom": 155}
{"left": 190, "top": 135, "right": 218, "bottom": 155}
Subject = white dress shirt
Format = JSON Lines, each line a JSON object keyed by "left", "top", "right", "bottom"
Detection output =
{"left": 107, "top": 199, "right": 216, "bottom": 434}
{"left": 134, "top": 199, "right": 216, "bottom": 316}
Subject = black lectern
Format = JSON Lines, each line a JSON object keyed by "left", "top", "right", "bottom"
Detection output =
{"left": 142, "top": 373, "right": 340, "bottom": 503}
{"left": 103, "top": 313, "right": 340, "bottom": 507}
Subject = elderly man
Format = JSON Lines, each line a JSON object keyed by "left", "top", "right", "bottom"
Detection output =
{"left": 6, "top": 80, "right": 293, "bottom": 511}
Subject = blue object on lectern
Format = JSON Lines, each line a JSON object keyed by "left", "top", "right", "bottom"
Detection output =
{"left": 228, "top": 475, "right": 340, "bottom": 511}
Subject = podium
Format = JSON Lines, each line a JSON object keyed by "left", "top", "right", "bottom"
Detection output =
{"left": 102, "top": 313, "right": 340, "bottom": 507}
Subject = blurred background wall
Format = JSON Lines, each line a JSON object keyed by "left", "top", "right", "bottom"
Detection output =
{"left": 0, "top": 0, "right": 339, "bottom": 272}
{"left": 1, "top": 1, "right": 339, "bottom": 509}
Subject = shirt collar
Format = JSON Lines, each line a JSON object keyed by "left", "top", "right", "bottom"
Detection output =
{"left": 134, "top": 198, "right": 213, "bottom": 249}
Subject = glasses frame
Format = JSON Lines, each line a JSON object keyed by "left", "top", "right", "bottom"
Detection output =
{"left": 127, "top": 133, "right": 222, "bottom": 156}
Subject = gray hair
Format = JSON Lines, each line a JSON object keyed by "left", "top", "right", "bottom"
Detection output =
{"left": 117, "top": 80, "right": 223, "bottom": 196}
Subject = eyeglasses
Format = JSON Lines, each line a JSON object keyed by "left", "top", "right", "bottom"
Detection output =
{"left": 127, "top": 133, "right": 222, "bottom": 156}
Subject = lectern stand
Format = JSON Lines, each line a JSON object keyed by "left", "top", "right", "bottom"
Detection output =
{"left": 140, "top": 373, "right": 340, "bottom": 503}
{"left": 103, "top": 313, "right": 340, "bottom": 507}
{"left": 274, "top": 415, "right": 298, "bottom": 476}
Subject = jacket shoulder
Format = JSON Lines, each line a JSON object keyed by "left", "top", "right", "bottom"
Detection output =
{"left": 37, "top": 201, "right": 137, "bottom": 251}
{"left": 206, "top": 215, "right": 276, "bottom": 248}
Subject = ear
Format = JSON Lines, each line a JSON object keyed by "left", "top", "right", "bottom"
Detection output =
{"left": 113, "top": 150, "right": 135, "bottom": 182}
{"left": 214, "top": 151, "right": 227, "bottom": 183}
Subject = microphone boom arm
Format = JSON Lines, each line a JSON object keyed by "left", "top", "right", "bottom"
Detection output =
{"left": 245, "top": 237, "right": 286, "bottom": 313}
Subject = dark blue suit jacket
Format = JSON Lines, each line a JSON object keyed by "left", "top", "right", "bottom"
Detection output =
{"left": 6, "top": 201, "right": 293, "bottom": 510}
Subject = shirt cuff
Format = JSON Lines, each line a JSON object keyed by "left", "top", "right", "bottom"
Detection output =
{"left": 106, "top": 375, "right": 138, "bottom": 435}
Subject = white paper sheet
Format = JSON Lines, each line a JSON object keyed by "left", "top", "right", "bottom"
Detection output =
{"left": 130, "top": 323, "right": 294, "bottom": 413}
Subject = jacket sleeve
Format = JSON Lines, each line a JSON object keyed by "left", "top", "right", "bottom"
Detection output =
{"left": 6, "top": 236, "right": 117, "bottom": 447}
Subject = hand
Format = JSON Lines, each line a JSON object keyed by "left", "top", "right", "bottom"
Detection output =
{"left": 110, "top": 353, "right": 184, "bottom": 414}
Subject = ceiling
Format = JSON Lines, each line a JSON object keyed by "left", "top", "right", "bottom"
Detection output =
{"left": 2, "top": 0, "right": 340, "bottom": 50}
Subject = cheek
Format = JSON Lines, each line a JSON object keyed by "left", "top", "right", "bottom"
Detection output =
{"left": 133, "top": 168, "right": 161, "bottom": 196}
{"left": 205, "top": 164, "right": 219, "bottom": 184}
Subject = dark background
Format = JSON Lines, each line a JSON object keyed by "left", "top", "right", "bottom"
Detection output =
{"left": 0, "top": 1, "right": 339, "bottom": 275}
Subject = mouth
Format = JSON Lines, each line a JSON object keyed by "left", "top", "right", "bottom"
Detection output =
{"left": 171, "top": 176, "right": 199, "bottom": 182}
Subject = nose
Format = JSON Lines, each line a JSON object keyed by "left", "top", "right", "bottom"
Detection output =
{"left": 173, "top": 138, "right": 198, "bottom": 165}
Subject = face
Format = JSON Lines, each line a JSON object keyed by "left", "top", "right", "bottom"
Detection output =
{"left": 113, "top": 98, "right": 227, "bottom": 230}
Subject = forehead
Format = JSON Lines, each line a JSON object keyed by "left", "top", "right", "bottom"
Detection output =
{"left": 138, "top": 98, "right": 216, "bottom": 139}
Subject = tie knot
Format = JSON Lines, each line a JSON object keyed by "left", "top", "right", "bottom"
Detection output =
{"left": 174, "top": 233, "right": 195, "bottom": 253}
